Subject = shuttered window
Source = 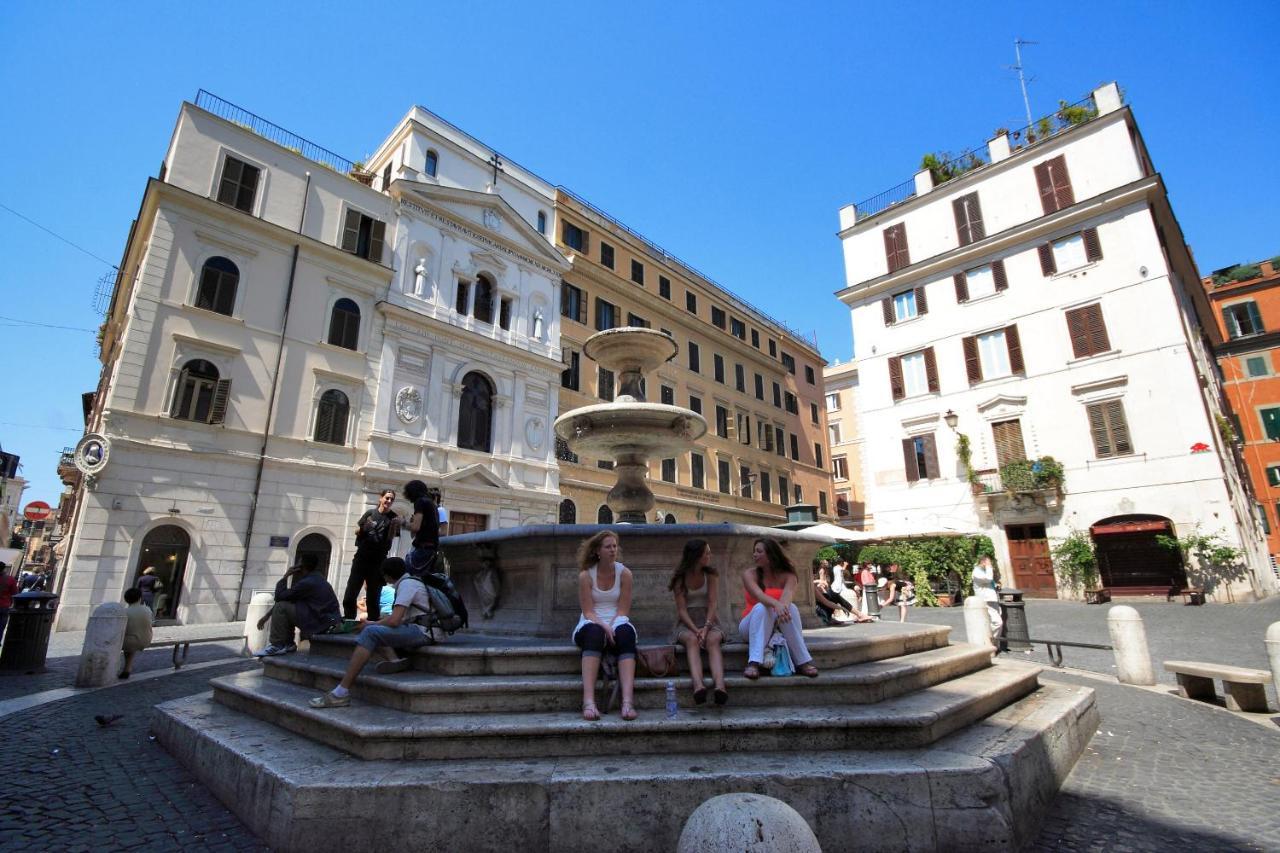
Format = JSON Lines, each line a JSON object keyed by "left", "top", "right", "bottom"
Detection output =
{"left": 1223, "top": 302, "right": 1265, "bottom": 339}
{"left": 340, "top": 209, "right": 386, "bottom": 263}
{"left": 991, "top": 419, "right": 1027, "bottom": 467}
{"left": 1065, "top": 304, "right": 1112, "bottom": 358}
{"left": 1034, "top": 155, "right": 1074, "bottom": 215}
{"left": 216, "top": 156, "right": 260, "bottom": 213}
{"left": 884, "top": 287, "right": 927, "bottom": 325}
{"left": 891, "top": 348, "right": 937, "bottom": 400}
{"left": 1086, "top": 400, "right": 1134, "bottom": 458}
{"left": 883, "top": 223, "right": 910, "bottom": 273}
{"left": 718, "top": 459, "right": 732, "bottom": 494}
{"left": 963, "top": 326, "right": 1023, "bottom": 383}
{"left": 171, "top": 360, "right": 231, "bottom": 425}
{"left": 597, "top": 367, "right": 615, "bottom": 402}
{"left": 560, "top": 282, "right": 587, "bottom": 324}
{"left": 901, "top": 434, "right": 940, "bottom": 481}
{"left": 952, "top": 193, "right": 985, "bottom": 246}
{"left": 955, "top": 261, "right": 1007, "bottom": 304}
{"left": 691, "top": 453, "right": 705, "bottom": 489}
{"left": 1266, "top": 465, "right": 1280, "bottom": 487}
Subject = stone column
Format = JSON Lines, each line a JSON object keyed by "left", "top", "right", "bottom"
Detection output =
{"left": 74, "top": 602, "right": 128, "bottom": 688}
{"left": 1107, "top": 605, "right": 1155, "bottom": 686}
{"left": 244, "top": 591, "right": 275, "bottom": 655}
{"left": 964, "top": 596, "right": 994, "bottom": 649}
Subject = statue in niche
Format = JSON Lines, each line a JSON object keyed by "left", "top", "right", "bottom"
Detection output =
{"left": 413, "top": 258, "right": 428, "bottom": 296}
{"left": 532, "top": 308, "right": 544, "bottom": 340}
{"left": 474, "top": 548, "right": 502, "bottom": 619}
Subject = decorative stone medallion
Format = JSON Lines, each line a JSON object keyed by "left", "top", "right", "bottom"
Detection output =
{"left": 395, "top": 386, "right": 423, "bottom": 424}
{"left": 524, "top": 417, "right": 544, "bottom": 451}
{"left": 74, "top": 432, "right": 110, "bottom": 476}
{"left": 482, "top": 208, "right": 501, "bottom": 231}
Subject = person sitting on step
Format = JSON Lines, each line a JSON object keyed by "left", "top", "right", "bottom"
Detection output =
{"left": 669, "top": 538, "right": 727, "bottom": 707}
{"left": 254, "top": 553, "right": 342, "bottom": 657}
{"left": 310, "top": 557, "right": 432, "bottom": 709}
{"left": 573, "top": 530, "right": 638, "bottom": 721}
{"left": 739, "top": 538, "right": 819, "bottom": 680}
{"left": 814, "top": 561, "right": 873, "bottom": 625}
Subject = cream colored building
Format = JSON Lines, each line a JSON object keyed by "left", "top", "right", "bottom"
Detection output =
{"left": 823, "top": 360, "right": 869, "bottom": 529}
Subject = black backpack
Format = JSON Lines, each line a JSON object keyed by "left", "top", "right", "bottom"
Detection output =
{"left": 421, "top": 572, "right": 468, "bottom": 636}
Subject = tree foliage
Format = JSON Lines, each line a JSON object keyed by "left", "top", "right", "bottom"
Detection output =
{"left": 850, "top": 536, "right": 995, "bottom": 607}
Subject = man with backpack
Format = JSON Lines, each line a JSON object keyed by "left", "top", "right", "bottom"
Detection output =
{"left": 310, "top": 556, "right": 431, "bottom": 709}
{"left": 342, "top": 489, "right": 400, "bottom": 622}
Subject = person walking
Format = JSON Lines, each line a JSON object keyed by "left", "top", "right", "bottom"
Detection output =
{"left": 136, "top": 567, "right": 161, "bottom": 614}
{"left": 972, "top": 555, "right": 1002, "bottom": 637}
{"left": 342, "top": 489, "right": 399, "bottom": 623}
{"left": 118, "top": 588, "right": 154, "bottom": 679}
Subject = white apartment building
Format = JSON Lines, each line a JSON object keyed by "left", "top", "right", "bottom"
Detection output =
{"left": 56, "top": 93, "right": 567, "bottom": 629}
{"left": 823, "top": 360, "right": 869, "bottom": 529}
{"left": 837, "top": 83, "right": 1274, "bottom": 602}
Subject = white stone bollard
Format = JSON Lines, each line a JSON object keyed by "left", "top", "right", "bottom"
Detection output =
{"left": 1107, "top": 605, "right": 1155, "bottom": 686}
{"left": 74, "top": 601, "right": 128, "bottom": 688}
{"left": 244, "top": 591, "right": 275, "bottom": 655}
{"left": 1266, "top": 621, "right": 1280, "bottom": 704}
{"left": 964, "top": 596, "right": 994, "bottom": 649}
{"left": 678, "top": 793, "right": 821, "bottom": 853}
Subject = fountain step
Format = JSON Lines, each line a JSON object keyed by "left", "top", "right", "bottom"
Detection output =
{"left": 209, "top": 663, "right": 1038, "bottom": 761}
{"left": 303, "top": 621, "right": 952, "bottom": 676}
{"left": 260, "top": 643, "right": 994, "bottom": 714}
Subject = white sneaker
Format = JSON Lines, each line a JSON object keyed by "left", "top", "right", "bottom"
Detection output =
{"left": 254, "top": 643, "right": 297, "bottom": 657}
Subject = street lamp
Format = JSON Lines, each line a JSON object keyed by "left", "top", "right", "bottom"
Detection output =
{"left": 943, "top": 410, "right": 959, "bottom": 430}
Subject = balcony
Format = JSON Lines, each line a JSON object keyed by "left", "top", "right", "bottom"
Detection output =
{"left": 971, "top": 457, "right": 1065, "bottom": 513}
{"left": 57, "top": 447, "right": 81, "bottom": 488}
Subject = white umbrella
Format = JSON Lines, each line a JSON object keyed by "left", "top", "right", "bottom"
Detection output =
{"left": 799, "top": 522, "right": 879, "bottom": 542}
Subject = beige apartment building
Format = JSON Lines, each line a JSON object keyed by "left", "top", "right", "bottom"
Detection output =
{"left": 552, "top": 189, "right": 834, "bottom": 525}
{"left": 823, "top": 359, "right": 870, "bottom": 529}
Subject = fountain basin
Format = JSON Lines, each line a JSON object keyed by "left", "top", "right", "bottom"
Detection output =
{"left": 552, "top": 403, "right": 708, "bottom": 458}
{"left": 582, "top": 327, "right": 678, "bottom": 377}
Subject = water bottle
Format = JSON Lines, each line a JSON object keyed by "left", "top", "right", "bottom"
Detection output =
{"left": 665, "top": 681, "right": 678, "bottom": 719}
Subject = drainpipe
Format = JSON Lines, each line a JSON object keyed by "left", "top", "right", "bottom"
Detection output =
{"left": 233, "top": 172, "right": 311, "bottom": 618}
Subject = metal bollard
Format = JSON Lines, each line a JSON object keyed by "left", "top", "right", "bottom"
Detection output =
{"left": 244, "top": 591, "right": 275, "bottom": 655}
{"left": 1266, "top": 621, "right": 1280, "bottom": 705}
{"left": 998, "top": 588, "right": 1031, "bottom": 652}
{"left": 74, "top": 601, "right": 128, "bottom": 688}
{"left": 964, "top": 596, "right": 994, "bottom": 649}
{"left": 1106, "top": 605, "right": 1156, "bottom": 686}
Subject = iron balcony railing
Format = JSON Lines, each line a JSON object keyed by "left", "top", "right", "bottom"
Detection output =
{"left": 194, "top": 89, "right": 361, "bottom": 176}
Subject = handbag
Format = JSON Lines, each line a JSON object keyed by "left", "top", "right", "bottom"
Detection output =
{"left": 635, "top": 645, "right": 678, "bottom": 678}
{"left": 771, "top": 642, "right": 795, "bottom": 677}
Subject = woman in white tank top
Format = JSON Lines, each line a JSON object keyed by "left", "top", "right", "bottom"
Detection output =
{"left": 571, "top": 530, "right": 638, "bottom": 721}
{"left": 669, "top": 538, "right": 727, "bottom": 706}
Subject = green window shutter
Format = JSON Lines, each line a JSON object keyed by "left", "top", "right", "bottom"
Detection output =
{"left": 1263, "top": 408, "right": 1280, "bottom": 441}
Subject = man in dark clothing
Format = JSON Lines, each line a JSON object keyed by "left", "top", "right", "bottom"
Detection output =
{"left": 342, "top": 489, "right": 399, "bottom": 621}
{"left": 253, "top": 553, "right": 342, "bottom": 657}
{"left": 402, "top": 480, "right": 439, "bottom": 577}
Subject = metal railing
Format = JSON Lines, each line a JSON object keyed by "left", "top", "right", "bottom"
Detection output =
{"left": 194, "top": 90, "right": 361, "bottom": 176}
{"left": 1018, "top": 637, "right": 1114, "bottom": 668}
{"left": 974, "top": 470, "right": 1002, "bottom": 494}
{"left": 853, "top": 178, "right": 916, "bottom": 220}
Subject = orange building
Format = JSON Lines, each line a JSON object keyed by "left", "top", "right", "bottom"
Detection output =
{"left": 1203, "top": 257, "right": 1280, "bottom": 561}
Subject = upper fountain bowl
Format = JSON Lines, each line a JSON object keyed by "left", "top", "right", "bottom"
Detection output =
{"left": 582, "top": 328, "right": 677, "bottom": 376}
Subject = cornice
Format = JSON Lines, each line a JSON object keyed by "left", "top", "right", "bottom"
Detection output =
{"left": 397, "top": 195, "right": 567, "bottom": 276}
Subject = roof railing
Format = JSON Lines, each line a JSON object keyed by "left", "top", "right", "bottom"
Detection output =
{"left": 194, "top": 89, "right": 361, "bottom": 175}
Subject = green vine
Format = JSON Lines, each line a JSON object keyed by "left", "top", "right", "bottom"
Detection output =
{"left": 955, "top": 433, "right": 978, "bottom": 484}
{"left": 999, "top": 455, "right": 1065, "bottom": 494}
{"left": 1215, "top": 413, "right": 1237, "bottom": 445}
{"left": 1050, "top": 529, "right": 1099, "bottom": 591}
{"left": 1155, "top": 529, "right": 1242, "bottom": 571}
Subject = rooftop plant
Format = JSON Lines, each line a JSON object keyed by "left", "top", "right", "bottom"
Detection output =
{"left": 1212, "top": 264, "right": 1264, "bottom": 286}
{"left": 920, "top": 150, "right": 985, "bottom": 185}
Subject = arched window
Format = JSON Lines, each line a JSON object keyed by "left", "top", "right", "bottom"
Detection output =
{"left": 425, "top": 150, "right": 439, "bottom": 178}
{"left": 195, "top": 257, "right": 239, "bottom": 315}
{"left": 559, "top": 498, "right": 576, "bottom": 524}
{"left": 328, "top": 298, "right": 360, "bottom": 350}
{"left": 536, "top": 211, "right": 547, "bottom": 235}
{"left": 473, "top": 275, "right": 494, "bottom": 325}
{"left": 457, "top": 372, "right": 494, "bottom": 452}
{"left": 133, "top": 525, "right": 190, "bottom": 621}
{"left": 314, "top": 389, "right": 349, "bottom": 445}
{"left": 664, "top": 513, "right": 677, "bottom": 524}
{"left": 294, "top": 532, "right": 333, "bottom": 580}
{"left": 597, "top": 505, "right": 614, "bottom": 524}
{"left": 170, "top": 359, "right": 229, "bottom": 424}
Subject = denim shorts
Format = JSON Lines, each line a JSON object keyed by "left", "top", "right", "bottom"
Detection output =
{"left": 355, "top": 622, "right": 427, "bottom": 652}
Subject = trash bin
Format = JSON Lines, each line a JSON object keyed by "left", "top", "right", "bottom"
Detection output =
{"left": 997, "top": 588, "right": 1031, "bottom": 652}
{"left": 862, "top": 582, "right": 881, "bottom": 618}
{"left": 0, "top": 591, "right": 59, "bottom": 673}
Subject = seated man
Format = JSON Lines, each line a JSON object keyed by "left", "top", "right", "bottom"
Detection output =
{"left": 254, "top": 553, "right": 342, "bottom": 657}
{"left": 118, "top": 587, "right": 154, "bottom": 679}
{"left": 310, "top": 557, "right": 430, "bottom": 709}
{"left": 355, "top": 584, "right": 396, "bottom": 620}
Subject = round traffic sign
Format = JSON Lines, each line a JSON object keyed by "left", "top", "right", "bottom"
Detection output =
{"left": 24, "top": 501, "right": 52, "bottom": 521}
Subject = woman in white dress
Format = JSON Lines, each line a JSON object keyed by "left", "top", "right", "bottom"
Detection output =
{"left": 972, "top": 555, "right": 1003, "bottom": 636}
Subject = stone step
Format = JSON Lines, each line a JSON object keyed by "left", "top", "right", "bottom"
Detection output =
{"left": 209, "top": 663, "right": 1038, "bottom": 761}
{"left": 303, "top": 621, "right": 952, "bottom": 676}
{"left": 261, "top": 643, "right": 994, "bottom": 715}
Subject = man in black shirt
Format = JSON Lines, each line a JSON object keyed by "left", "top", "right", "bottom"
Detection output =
{"left": 342, "top": 489, "right": 399, "bottom": 621}
{"left": 254, "top": 553, "right": 342, "bottom": 656}
{"left": 402, "top": 480, "right": 439, "bottom": 577}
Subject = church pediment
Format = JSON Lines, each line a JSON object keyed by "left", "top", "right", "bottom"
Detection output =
{"left": 444, "top": 463, "right": 509, "bottom": 490}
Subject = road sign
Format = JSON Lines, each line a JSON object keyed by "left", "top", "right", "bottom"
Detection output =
{"left": 24, "top": 501, "right": 52, "bottom": 521}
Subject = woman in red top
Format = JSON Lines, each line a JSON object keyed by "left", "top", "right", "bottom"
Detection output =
{"left": 739, "top": 539, "right": 818, "bottom": 680}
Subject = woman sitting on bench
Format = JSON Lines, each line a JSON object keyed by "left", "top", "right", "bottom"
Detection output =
{"left": 739, "top": 538, "right": 818, "bottom": 680}
{"left": 572, "top": 530, "right": 638, "bottom": 721}
{"left": 669, "top": 539, "right": 727, "bottom": 706}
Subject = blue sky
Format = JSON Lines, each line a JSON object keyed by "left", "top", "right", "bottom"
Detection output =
{"left": 1, "top": 1, "right": 1277, "bottom": 504}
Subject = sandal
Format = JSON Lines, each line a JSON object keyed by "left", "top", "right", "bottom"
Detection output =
{"left": 620, "top": 702, "right": 638, "bottom": 721}
{"left": 798, "top": 663, "right": 820, "bottom": 679}
{"left": 743, "top": 663, "right": 761, "bottom": 680}
{"left": 692, "top": 687, "right": 708, "bottom": 705}
{"left": 714, "top": 688, "right": 728, "bottom": 706}
{"left": 582, "top": 703, "right": 601, "bottom": 722}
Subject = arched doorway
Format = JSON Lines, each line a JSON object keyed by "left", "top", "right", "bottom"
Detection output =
{"left": 133, "top": 525, "right": 190, "bottom": 622}
{"left": 294, "top": 533, "right": 333, "bottom": 580}
{"left": 559, "top": 499, "right": 576, "bottom": 524}
{"left": 1091, "top": 515, "right": 1186, "bottom": 592}
{"left": 597, "top": 505, "right": 614, "bottom": 524}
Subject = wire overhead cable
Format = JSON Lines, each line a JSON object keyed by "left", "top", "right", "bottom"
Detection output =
{"left": 0, "top": 200, "right": 119, "bottom": 270}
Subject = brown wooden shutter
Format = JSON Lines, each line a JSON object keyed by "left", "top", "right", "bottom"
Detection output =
{"left": 915, "top": 285, "right": 929, "bottom": 316}
{"left": 953, "top": 197, "right": 970, "bottom": 245}
{"left": 889, "top": 356, "right": 905, "bottom": 401}
{"left": 1038, "top": 243, "right": 1057, "bottom": 276}
{"left": 1066, "top": 307, "right": 1090, "bottom": 358}
{"left": 954, "top": 272, "right": 969, "bottom": 303}
{"left": 1006, "top": 325, "right": 1025, "bottom": 374}
{"left": 1086, "top": 303, "right": 1111, "bottom": 354}
{"left": 963, "top": 336, "right": 982, "bottom": 384}
{"left": 209, "top": 379, "right": 232, "bottom": 425}
{"left": 991, "top": 420, "right": 1027, "bottom": 467}
{"left": 170, "top": 370, "right": 186, "bottom": 418}
{"left": 1034, "top": 161, "right": 1055, "bottom": 215}
{"left": 1050, "top": 156, "right": 1075, "bottom": 208}
{"left": 902, "top": 438, "right": 919, "bottom": 482}
{"left": 953, "top": 193, "right": 985, "bottom": 245}
{"left": 1106, "top": 399, "right": 1132, "bottom": 454}
{"left": 968, "top": 196, "right": 985, "bottom": 242}
{"left": 922, "top": 434, "right": 940, "bottom": 479}
{"left": 340, "top": 209, "right": 361, "bottom": 253}
{"left": 924, "top": 347, "right": 939, "bottom": 393}
{"left": 1087, "top": 403, "right": 1112, "bottom": 457}
{"left": 992, "top": 259, "right": 1009, "bottom": 292}
{"left": 369, "top": 220, "right": 386, "bottom": 264}
{"left": 884, "top": 224, "right": 909, "bottom": 272}
{"left": 1083, "top": 227, "right": 1103, "bottom": 262}
{"left": 882, "top": 296, "right": 896, "bottom": 326}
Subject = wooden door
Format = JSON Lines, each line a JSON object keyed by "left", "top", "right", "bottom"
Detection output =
{"left": 1005, "top": 523, "right": 1056, "bottom": 596}
{"left": 449, "top": 512, "right": 488, "bottom": 536}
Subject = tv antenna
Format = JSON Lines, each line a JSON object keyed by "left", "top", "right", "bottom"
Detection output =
{"left": 1010, "top": 38, "right": 1038, "bottom": 128}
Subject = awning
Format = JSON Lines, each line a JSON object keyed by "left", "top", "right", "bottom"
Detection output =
{"left": 1090, "top": 520, "right": 1171, "bottom": 535}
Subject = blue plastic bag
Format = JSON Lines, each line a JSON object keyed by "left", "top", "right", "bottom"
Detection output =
{"left": 771, "top": 641, "right": 795, "bottom": 677}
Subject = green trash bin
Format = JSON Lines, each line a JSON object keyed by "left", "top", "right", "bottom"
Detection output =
{"left": 0, "top": 591, "right": 59, "bottom": 673}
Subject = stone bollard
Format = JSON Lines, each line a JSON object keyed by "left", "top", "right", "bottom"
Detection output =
{"left": 678, "top": 793, "right": 821, "bottom": 853}
{"left": 1107, "top": 605, "right": 1155, "bottom": 686}
{"left": 964, "top": 596, "right": 994, "bottom": 649}
{"left": 74, "top": 601, "right": 128, "bottom": 688}
{"left": 244, "top": 591, "right": 275, "bottom": 655}
{"left": 1266, "top": 621, "right": 1280, "bottom": 704}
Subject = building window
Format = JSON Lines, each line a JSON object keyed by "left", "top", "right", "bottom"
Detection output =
{"left": 735, "top": 364, "right": 746, "bottom": 393}
{"left": 818, "top": 491, "right": 828, "bottom": 515}
{"left": 1266, "top": 465, "right": 1280, "bottom": 487}
{"left": 499, "top": 297, "right": 512, "bottom": 331}
{"left": 737, "top": 412, "right": 750, "bottom": 446}
{"left": 598, "top": 367, "right": 615, "bottom": 402}
{"left": 804, "top": 365, "right": 815, "bottom": 384}
{"left": 598, "top": 460, "right": 615, "bottom": 470}
{"left": 691, "top": 453, "right": 705, "bottom": 489}
{"left": 563, "top": 222, "right": 588, "bottom": 252}
{"left": 631, "top": 260, "right": 644, "bottom": 285}
{"left": 711, "top": 306, "right": 726, "bottom": 329}
{"left": 978, "top": 330, "right": 1012, "bottom": 379}
{"left": 659, "top": 276, "right": 671, "bottom": 299}
{"left": 715, "top": 406, "right": 729, "bottom": 438}
{"left": 790, "top": 433, "right": 799, "bottom": 460}
{"left": 1263, "top": 407, "right": 1280, "bottom": 441}
{"left": 339, "top": 209, "right": 386, "bottom": 263}
{"left": 754, "top": 373, "right": 764, "bottom": 400}
{"left": 833, "top": 455, "right": 848, "bottom": 479}
{"left": 761, "top": 472, "right": 772, "bottom": 504}
{"left": 714, "top": 354, "right": 725, "bottom": 383}
{"left": 779, "top": 475, "right": 789, "bottom": 504}
{"left": 661, "top": 458, "right": 676, "bottom": 483}
{"left": 686, "top": 291, "right": 698, "bottom": 313}
{"left": 1224, "top": 302, "right": 1265, "bottom": 339}
{"left": 328, "top": 298, "right": 361, "bottom": 350}
{"left": 768, "top": 339, "right": 777, "bottom": 358}
{"left": 740, "top": 465, "right": 753, "bottom": 499}
{"left": 536, "top": 210, "right": 547, "bottom": 234}
{"left": 600, "top": 242, "right": 615, "bottom": 269}
{"left": 216, "top": 155, "right": 260, "bottom": 213}
{"left": 457, "top": 372, "right": 494, "bottom": 452}
{"left": 794, "top": 484, "right": 803, "bottom": 503}
{"left": 883, "top": 222, "right": 910, "bottom": 272}
{"left": 688, "top": 341, "right": 701, "bottom": 373}
{"left": 953, "top": 192, "right": 985, "bottom": 246}
{"left": 814, "top": 443, "right": 824, "bottom": 468}
{"left": 627, "top": 312, "right": 650, "bottom": 329}
{"left": 772, "top": 382, "right": 782, "bottom": 408}
{"left": 955, "top": 262, "right": 1008, "bottom": 303}
{"left": 829, "top": 423, "right": 842, "bottom": 446}
{"left": 891, "top": 349, "right": 937, "bottom": 399}
{"left": 836, "top": 493, "right": 850, "bottom": 518}
{"left": 195, "top": 257, "right": 239, "bottom": 316}
{"left": 1246, "top": 355, "right": 1271, "bottom": 378}
{"left": 751, "top": 329, "right": 760, "bottom": 348}
{"left": 689, "top": 395, "right": 703, "bottom": 415}
{"left": 170, "top": 359, "right": 230, "bottom": 424}
{"left": 1065, "top": 304, "right": 1112, "bottom": 358}
{"left": 425, "top": 150, "right": 439, "bottom": 177}
{"left": 659, "top": 384, "right": 674, "bottom": 405}
{"left": 381, "top": 163, "right": 393, "bottom": 192}
{"left": 1086, "top": 400, "right": 1134, "bottom": 458}
{"left": 598, "top": 505, "right": 614, "bottom": 524}
{"left": 784, "top": 392, "right": 798, "bottom": 414}
{"left": 455, "top": 280, "right": 471, "bottom": 315}
{"left": 561, "top": 282, "right": 587, "bottom": 324}
{"left": 558, "top": 498, "right": 576, "bottom": 524}
{"left": 561, "top": 350, "right": 580, "bottom": 391}
{"left": 902, "top": 434, "right": 939, "bottom": 481}
{"left": 718, "top": 459, "right": 732, "bottom": 494}
{"left": 1034, "top": 154, "right": 1074, "bottom": 215}
{"left": 757, "top": 421, "right": 774, "bottom": 452}
{"left": 314, "top": 389, "right": 349, "bottom": 445}
{"left": 556, "top": 436, "right": 579, "bottom": 464}
{"left": 781, "top": 353, "right": 796, "bottom": 374}
{"left": 826, "top": 392, "right": 840, "bottom": 412}
{"left": 594, "top": 298, "right": 618, "bottom": 331}
{"left": 774, "top": 426, "right": 785, "bottom": 457}
{"left": 962, "top": 327, "right": 1024, "bottom": 384}
{"left": 991, "top": 419, "right": 1027, "bottom": 467}
{"left": 731, "top": 318, "right": 746, "bottom": 340}
{"left": 810, "top": 402, "right": 820, "bottom": 425}
{"left": 472, "top": 275, "right": 495, "bottom": 324}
